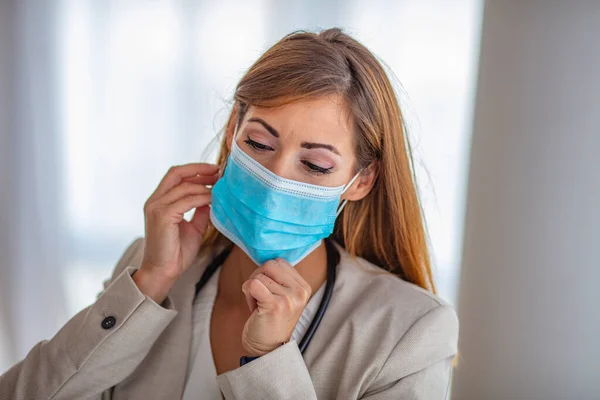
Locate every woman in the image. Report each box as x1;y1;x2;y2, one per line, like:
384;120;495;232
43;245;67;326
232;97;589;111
0;28;458;399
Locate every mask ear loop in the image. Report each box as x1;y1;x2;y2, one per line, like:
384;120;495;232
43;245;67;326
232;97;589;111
336;170;362;217
233;121;239;142
230;120;240;153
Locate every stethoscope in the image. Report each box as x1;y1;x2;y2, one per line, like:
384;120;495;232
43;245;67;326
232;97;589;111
194;238;339;354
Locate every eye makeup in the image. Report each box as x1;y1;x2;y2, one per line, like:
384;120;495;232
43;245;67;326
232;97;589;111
244;137;274;152
241;128;339;177
301;160;334;175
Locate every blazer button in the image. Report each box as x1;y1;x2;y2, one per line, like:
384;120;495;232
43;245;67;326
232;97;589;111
101;316;117;329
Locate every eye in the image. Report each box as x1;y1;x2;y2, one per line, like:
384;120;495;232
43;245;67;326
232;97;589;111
244;138;274;152
301;160;333;175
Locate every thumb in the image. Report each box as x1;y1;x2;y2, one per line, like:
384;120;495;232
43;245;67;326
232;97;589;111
242;280;258;313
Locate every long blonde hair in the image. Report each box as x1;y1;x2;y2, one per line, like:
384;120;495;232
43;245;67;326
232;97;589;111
201;28;435;293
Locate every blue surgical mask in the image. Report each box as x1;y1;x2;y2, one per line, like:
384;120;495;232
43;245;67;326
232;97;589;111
210;123;360;266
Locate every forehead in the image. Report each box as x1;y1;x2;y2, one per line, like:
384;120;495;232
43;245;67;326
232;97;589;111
243;95;354;146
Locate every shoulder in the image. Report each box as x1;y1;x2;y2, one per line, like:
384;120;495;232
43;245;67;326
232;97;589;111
333;244;458;355
335;243;453;309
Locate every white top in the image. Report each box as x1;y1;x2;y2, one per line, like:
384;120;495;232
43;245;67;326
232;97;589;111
182;266;326;400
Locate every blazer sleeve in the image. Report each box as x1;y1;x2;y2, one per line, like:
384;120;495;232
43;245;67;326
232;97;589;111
360;304;459;400
0;237;178;400
217;340;318;400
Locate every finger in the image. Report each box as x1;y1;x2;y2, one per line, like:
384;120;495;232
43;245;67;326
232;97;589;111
181;173;219;186
253;273;287;296
271;258;310;292
164;193;212;218
260;259;299;289
241;280;258;312
245;263;267;282
189;205;210;236
273;258;312;301
272;259;312;304
245;278;275;309
157;182;212;206
152;163;219;199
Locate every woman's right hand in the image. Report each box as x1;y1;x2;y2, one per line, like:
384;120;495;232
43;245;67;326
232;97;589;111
133;163;220;304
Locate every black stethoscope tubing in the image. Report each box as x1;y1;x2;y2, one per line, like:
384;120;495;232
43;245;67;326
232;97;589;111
195;239;338;355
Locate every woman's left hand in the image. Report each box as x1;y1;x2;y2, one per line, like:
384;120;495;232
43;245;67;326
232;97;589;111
241;258;312;356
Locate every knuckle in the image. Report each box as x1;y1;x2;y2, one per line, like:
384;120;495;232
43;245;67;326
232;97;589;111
294;286;308;301
144;201;158;217
303;290;311;303
143;200;151;214
149;206;165;221
276;257;290;267
148;203;161;214
181;182;200;196
262;262;276;275
179;182;192;191
248;269;261;281
304;284;312;298
184;182;203;192
250;278;262;292
283;296;295;312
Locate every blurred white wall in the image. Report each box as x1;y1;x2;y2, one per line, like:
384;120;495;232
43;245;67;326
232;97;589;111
0;0;69;372
452;0;600;398
0;0;481;372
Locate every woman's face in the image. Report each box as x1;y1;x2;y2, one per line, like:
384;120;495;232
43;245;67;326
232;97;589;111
231;95;359;191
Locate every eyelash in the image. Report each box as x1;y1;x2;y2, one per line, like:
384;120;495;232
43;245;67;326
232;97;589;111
243;138;333;175
244;138;274;152
301;161;333;175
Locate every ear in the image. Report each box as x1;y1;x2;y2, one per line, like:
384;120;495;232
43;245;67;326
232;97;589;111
342;161;379;202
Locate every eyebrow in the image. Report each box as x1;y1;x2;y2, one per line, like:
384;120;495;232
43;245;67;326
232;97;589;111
247;117;341;156
248;118;279;138
300;142;341;156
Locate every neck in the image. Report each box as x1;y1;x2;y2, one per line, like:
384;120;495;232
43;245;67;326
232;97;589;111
218;241;328;306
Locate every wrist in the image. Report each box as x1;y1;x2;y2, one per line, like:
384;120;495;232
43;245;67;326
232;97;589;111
243;340;289;357
132;266;177;304
240;341;289;366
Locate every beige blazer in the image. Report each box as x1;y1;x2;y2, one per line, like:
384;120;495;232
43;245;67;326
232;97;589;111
0;238;458;400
